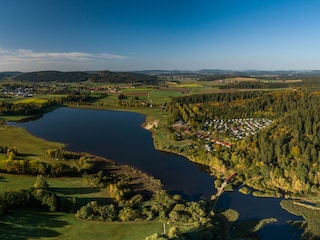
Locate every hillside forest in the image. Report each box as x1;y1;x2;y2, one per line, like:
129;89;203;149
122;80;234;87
165;91;320;197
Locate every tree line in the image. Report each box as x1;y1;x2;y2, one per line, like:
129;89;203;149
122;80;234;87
219;81;289;89
1;147;93;176
88;70;158;84
0;98;62;115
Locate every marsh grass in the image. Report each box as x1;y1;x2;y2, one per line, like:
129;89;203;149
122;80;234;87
281;200;320;237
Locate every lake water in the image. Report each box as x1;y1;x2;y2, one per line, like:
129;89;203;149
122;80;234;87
9;107;302;239
11;107;214;200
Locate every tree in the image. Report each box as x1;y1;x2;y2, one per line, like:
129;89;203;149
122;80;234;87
7;146;17;161
291;146;301;159
118;206;139;221
33;175;49;189
118;94;126;100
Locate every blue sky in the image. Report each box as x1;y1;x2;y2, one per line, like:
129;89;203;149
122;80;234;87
0;0;319;71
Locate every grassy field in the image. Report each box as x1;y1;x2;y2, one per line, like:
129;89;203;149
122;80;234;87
0;208;163;240
14;98;48;104
0;96;54;104
0;114;38;122
0;173;111;207
0;125;63;164
0;173;36;192
0;172;163;240
0;173;102;196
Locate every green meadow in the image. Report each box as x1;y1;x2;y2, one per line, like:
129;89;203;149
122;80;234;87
0;167;163;240
0;208;162;240
0;125;63;165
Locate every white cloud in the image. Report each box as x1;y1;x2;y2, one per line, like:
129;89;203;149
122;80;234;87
0;48;128;71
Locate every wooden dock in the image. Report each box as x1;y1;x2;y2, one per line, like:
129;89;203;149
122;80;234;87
212;172;238;211
215;172;237;197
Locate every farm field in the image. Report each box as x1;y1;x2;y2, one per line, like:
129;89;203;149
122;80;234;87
14;98;48;104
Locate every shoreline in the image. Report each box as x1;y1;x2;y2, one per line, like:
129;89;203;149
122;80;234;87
2;116;164;199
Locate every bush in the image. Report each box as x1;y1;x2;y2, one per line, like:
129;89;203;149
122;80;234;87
239;186;251;195
75;201;119;221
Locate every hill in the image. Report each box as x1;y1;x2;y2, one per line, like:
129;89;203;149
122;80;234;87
13;71;90;82
0;71;22;80
9;70;159;84
88;70;158;84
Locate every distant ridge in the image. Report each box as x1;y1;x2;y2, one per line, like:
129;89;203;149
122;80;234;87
0;71;22;79
1;69;320;82
5;70;158;84
88;70;158;84
13;71;90;82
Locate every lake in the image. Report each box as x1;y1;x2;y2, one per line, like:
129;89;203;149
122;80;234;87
9;107;302;239
11;107;214;200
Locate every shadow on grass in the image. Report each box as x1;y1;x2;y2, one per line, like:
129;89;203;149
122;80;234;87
0;175;7;182
50;187;101;195
0;208;68;240
18;153;39;158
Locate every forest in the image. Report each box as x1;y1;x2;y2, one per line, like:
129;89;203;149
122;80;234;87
13;71;90;82
219;81;290;89
88;70;159;84
165;90;320;197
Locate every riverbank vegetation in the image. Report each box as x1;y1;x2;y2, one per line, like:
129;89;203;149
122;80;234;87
281;200;320;239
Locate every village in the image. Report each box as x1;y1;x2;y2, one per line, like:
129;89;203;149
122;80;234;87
1;86;35;97
173;117;272;152
0;81;136;97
